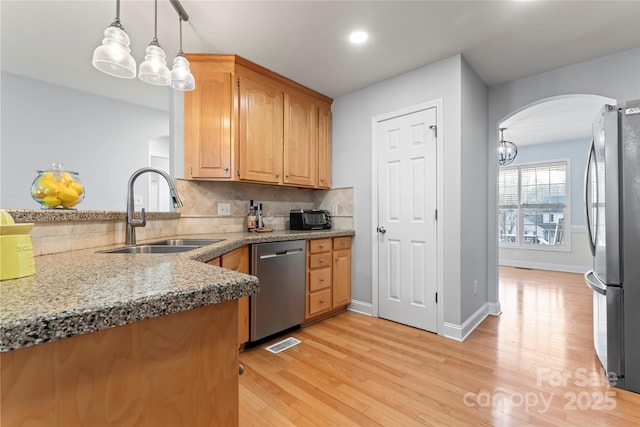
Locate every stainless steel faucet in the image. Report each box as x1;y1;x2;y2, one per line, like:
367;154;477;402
126;167;183;245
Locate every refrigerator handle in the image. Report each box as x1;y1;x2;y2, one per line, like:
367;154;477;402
584;139;597;257
584;270;606;296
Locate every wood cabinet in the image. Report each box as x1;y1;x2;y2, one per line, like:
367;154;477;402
284;92;318;187
238;71;283;184
184;54;332;189
0;300;239;426
305;237;352;321
317;103;332;188
207;246;250;347
184;61;233;179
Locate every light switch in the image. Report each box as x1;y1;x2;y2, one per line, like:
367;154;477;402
218;203;231;216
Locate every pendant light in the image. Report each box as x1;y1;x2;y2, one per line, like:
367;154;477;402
92;0;136;78
498;127;518;166
138;0;171;86
170;17;195;91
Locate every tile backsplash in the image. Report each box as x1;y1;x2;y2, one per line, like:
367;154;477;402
176;179;353;233
22;182;353;256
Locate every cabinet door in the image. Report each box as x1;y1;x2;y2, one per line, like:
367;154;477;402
221;246;250;347
184;66;233;179
238;73;283;183
283;93;317;187
332;248;352;307
317;104;332;188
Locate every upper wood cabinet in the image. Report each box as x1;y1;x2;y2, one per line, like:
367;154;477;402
238;71;283;184
184;61;233;179
184;54;332;188
317;104;332;188
284;92;318;187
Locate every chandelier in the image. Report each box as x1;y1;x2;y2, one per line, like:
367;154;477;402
498;127;518;166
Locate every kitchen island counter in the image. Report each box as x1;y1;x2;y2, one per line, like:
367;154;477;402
0;229;354;353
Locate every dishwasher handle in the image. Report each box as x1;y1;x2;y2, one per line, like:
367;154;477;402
259;248;304;260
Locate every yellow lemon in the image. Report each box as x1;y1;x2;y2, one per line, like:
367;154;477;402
32;186;46;200
58;187;79;204
61;198;79;208
69;182;84;196
38;179;59;197
58;172;76;187
40;172;57;182
43;196;62;207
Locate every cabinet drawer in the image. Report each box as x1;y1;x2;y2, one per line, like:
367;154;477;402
309;238;332;254
333;237;351;250
309;289;332;315
309;253;332;269
309;268;331;292
221;247;243;271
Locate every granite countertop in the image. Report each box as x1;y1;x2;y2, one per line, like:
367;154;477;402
0;229;354;352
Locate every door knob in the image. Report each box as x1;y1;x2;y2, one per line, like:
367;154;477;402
377;226;386;234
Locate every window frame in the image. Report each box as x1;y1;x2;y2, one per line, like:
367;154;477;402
498;158;572;252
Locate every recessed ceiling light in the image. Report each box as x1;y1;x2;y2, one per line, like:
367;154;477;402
349;31;368;44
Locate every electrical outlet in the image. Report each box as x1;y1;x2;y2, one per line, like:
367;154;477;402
332;204;338;215
473;280;478;296
134;195;144;206
218;203;231;216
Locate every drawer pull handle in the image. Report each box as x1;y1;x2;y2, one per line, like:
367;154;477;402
319;244;325;248
319;259;325;263
320;299;325;304
239;364;245;376
319;278;324;282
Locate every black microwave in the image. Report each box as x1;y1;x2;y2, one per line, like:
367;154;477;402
289;209;331;230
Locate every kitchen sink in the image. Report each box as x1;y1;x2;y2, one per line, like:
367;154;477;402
148;239;225;246
98;245;200;254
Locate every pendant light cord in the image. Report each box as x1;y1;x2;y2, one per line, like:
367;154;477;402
178;17;184;54
152;0;159;45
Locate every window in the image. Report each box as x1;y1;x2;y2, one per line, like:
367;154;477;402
499;161;568;248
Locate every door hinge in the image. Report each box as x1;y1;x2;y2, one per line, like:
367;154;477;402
237;169;241;177
429;125;437;138
435;209;438;220
435;292;438;303
189;166;193;176
237;78;240;87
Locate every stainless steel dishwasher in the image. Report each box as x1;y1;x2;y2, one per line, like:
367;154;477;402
250;240;306;342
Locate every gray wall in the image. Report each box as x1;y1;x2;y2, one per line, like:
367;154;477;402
1;72;169;210
460;58;489;322
333;54;489;326
487;47;640;307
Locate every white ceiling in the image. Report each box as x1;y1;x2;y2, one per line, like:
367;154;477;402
2;1;639;145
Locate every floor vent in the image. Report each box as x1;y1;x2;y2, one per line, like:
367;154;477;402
265;337;301;354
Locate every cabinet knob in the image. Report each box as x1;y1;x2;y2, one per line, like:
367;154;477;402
239;364;245;376
224;166;229;172
319;258;325;263
319;277;324;282
320;299;325;304
276;173;281;178
319;244;324;248
336;257;339;261
286;174;290;178
320;178;325;182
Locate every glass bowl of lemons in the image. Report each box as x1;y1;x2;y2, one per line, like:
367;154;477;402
31;163;85;209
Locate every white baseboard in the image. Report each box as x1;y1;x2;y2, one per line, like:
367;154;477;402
499;259;590;274
488;301;502;316
348;300;373;316
442;303;489;342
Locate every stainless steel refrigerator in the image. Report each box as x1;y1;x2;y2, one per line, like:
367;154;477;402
584;99;640;393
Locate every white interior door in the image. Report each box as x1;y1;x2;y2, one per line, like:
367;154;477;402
376;106;438;332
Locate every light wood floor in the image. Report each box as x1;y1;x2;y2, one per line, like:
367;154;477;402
239;267;640;426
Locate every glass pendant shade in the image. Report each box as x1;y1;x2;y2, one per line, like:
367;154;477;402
171;53;195;91
138;43;171;86
92;24;136;78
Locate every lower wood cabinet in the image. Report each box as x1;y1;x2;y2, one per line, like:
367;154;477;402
306;237;352;321
207;246;249;347
0;301;239;426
